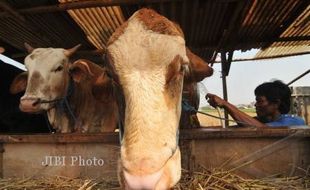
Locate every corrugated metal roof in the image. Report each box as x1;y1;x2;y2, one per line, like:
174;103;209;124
0;0;96;61
0;0;309;63
256;43;309;57
60;0;125;50
256;4;310;58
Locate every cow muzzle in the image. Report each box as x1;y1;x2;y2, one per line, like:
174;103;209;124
19;97;42;113
123;169;163;190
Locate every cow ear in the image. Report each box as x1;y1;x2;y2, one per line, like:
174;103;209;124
10;72;28;94
64;44;81;57
24;43;34;53
92;71;112;101
185;48;213;82
69;59;94;83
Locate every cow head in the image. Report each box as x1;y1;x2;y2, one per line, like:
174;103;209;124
70;59;114;101
181;48;214;128
107;8;190;189
185;48;213;83
10;43;80;113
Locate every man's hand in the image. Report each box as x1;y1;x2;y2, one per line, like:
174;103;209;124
205;93;226;108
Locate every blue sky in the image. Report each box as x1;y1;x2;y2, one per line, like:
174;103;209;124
200;50;310;106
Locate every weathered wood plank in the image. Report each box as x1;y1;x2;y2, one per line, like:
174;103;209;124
0;128;309;179
0;128;309;143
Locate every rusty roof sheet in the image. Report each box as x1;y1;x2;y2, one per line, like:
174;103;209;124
255;41;309;58
255;4;310;58
60;0;126;50
0;0;309;63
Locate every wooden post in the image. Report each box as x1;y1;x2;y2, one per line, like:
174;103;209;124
0;144;3;178
221;52;229;128
220;51;234;127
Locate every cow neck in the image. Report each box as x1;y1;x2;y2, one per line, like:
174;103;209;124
104;54;125;144
43;77;78;132
60;77;77;119
113;79;125;144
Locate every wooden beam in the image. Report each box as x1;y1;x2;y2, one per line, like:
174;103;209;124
0;128;308;143
0;36;24;52
263;36;310;43
0;1;25;21
219;51;234;76
11;49;104;59
0;0;182;16
192;36;310;51
0;133;119;143
180;128;310;139
0;144;3;178
0;2;55;48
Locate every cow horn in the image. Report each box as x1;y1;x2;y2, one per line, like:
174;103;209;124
24;42;34;53
64;44;81;57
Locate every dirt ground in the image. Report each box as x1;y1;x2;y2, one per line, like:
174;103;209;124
197;111;256;127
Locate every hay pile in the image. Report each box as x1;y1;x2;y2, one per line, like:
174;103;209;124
0;176;120;190
175;167;310;190
0;168;309;190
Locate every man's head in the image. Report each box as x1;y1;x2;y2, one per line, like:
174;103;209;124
254;80;291;119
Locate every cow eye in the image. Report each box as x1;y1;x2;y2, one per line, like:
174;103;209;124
54;65;63;72
180;64;187;73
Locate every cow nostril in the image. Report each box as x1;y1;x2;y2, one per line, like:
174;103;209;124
20;97;40;107
19;97;41;112
32;98;41;106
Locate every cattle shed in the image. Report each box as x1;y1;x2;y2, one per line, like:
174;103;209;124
0;0;309;124
0;0;309;62
0;0;310;188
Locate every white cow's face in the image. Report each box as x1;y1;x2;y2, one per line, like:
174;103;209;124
108;17;188;141
22;48;70;112
107;9;189;189
10;44;80;113
108;8;215;189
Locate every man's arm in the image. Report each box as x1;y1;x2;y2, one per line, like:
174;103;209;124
206;93;267;128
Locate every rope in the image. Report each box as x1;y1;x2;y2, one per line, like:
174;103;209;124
182;99;256;128
43;112;54;133
36;78;78;133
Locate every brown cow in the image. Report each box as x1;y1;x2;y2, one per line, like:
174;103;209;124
10;44;118;133
105;8;213;189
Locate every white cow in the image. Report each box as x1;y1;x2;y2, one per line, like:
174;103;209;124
106;8;213;189
10;44;118;133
